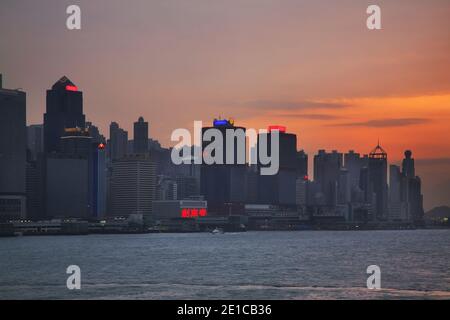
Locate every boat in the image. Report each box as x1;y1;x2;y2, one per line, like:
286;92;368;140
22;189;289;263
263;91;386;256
211;227;224;234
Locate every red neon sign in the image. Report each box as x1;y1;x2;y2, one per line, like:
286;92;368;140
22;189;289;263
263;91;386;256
268;125;286;133
65;85;78;92
181;208;207;218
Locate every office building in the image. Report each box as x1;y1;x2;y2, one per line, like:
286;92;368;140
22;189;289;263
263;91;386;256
200;119;247;214
44;76;85;153
0;75;27;221
108;122;128;161
27;124;44;160
257;126;298;206
110;154;156;218
133;116;149;154
367;143;388;221
313;150;343;206
401;150;424;223
45;154;89;218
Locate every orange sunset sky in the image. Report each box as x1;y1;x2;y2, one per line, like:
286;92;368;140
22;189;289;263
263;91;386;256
1;0;449;209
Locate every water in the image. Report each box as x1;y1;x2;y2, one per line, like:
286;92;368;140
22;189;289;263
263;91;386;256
0;230;449;299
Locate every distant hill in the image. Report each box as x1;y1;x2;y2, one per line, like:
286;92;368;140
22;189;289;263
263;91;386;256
426;206;450;219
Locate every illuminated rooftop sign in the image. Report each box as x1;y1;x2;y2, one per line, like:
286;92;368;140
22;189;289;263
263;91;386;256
213;119;230;127
268;125;286;133
65;85;78;92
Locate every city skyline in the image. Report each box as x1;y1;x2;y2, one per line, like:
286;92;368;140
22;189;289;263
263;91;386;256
1;0;449;210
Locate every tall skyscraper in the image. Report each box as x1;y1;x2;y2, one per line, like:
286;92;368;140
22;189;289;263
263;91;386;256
368;143;388;221
27;124;44;160
201;119;247;214
91;143;107;218
108;122;128;160
344;151;368;190
313;150;343;206
133;116;149;154
257;125;298;206
388;164;408;221
0;75;27;221
402;150;415;178
401;150;424;223
44;76;86;153
110;154;156;218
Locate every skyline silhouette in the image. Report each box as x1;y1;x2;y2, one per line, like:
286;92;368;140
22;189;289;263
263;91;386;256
1;0;449;210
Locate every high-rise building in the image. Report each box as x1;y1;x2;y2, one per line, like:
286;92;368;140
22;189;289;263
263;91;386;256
60;127;92;156
176;175;200;200
295;176;308;206
0;75;27;221
338;168;350;204
388;164;408;221
368;143;388;221
313;150;343;206
257;126;298;206
26;157;45;220
110;154;156;218
45;154;89;218
296;150;308;178
27;124;44;160
156;176;178;201
91;142;107;218
108;122;128;161
402;150;415;178
133;116;149;154
44;76;85;153
344;150;368;201
401;150;424;223
200;119;247;214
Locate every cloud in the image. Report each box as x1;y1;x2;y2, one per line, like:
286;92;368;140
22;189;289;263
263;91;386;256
274;113;340;120
330;118;430;128
416;158;450;165
241;100;349;111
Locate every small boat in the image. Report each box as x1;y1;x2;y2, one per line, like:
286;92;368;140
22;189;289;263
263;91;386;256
211;227;224;234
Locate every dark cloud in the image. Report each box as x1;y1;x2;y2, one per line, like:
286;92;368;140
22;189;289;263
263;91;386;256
416;157;450;165
330;118;430;128
241;100;349;111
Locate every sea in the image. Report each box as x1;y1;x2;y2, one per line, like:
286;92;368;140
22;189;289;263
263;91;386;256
0;230;449;299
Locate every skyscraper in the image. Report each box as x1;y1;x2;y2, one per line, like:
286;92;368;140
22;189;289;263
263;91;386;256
296;150;308;178
200;119;247;214
402;150;415;178
110;154;156;219
44;76;86;153
91;143;107;218
257;126;298;206
344;151;368;189
401;150;424;223
133;116;149;154
108;122;128;161
0;75;27;221
27;124;44;160
313;150;343;206
388;164;408;221
368;143;388;221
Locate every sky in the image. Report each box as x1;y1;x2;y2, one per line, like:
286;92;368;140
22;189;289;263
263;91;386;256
1;0;449;210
